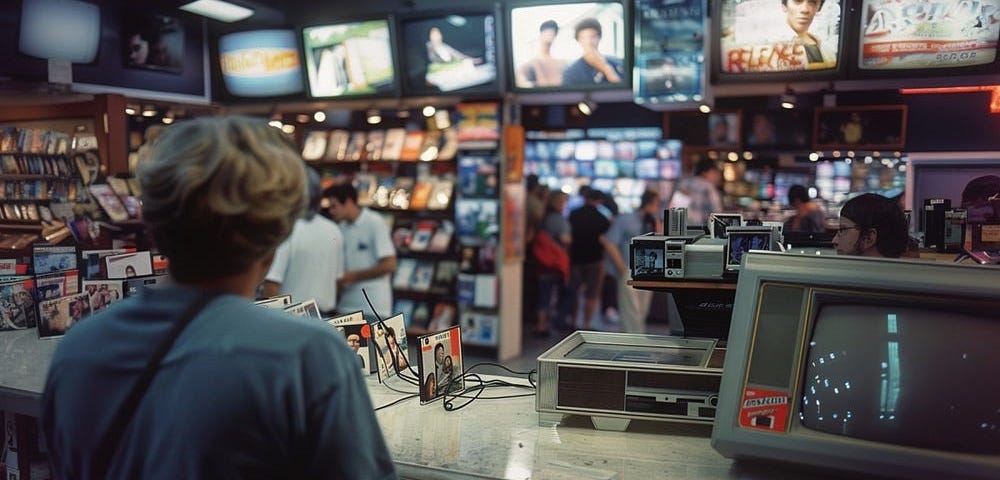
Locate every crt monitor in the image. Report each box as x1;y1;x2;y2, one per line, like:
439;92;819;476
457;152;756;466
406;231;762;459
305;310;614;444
712;0;847;83
218;29;304;97
853;0;1000;77
18;0;100;64
302;19;397;98
508;1;629;92
713;251;1000;479
399;12;499;95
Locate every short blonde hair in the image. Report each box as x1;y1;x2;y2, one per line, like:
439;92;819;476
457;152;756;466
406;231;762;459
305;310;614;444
139;116;306;281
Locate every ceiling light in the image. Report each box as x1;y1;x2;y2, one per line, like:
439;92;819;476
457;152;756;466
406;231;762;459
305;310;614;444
124;106;136;116
422;105;436;117
726;152;738;162
780;86;796;109
577;97;597;116
162;116;174;125
281;124;295;134
314;111;326;122
141;105;157;117
179;0;254;23
809;152;820;162
698;104;711;114
366;109;382;125
268;120;283;129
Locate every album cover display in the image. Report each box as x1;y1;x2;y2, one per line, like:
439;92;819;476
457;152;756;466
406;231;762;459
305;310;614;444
37;293;91;338
417;326;464;403
326;310;371;374
372;314;410;381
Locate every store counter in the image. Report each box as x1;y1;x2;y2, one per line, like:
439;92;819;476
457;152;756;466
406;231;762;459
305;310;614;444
0;330;842;480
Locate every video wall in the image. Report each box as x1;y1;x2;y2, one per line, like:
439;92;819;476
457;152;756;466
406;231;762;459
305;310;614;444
208;0;1000;101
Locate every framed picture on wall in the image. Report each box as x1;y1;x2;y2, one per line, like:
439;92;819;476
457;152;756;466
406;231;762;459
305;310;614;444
122;12;185;73
708;110;742;150
813;105;907;151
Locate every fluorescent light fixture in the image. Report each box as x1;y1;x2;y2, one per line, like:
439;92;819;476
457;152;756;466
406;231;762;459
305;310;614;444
179;0;254;23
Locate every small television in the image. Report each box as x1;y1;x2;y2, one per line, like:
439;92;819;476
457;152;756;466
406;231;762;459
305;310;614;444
852;0;1000;78
508;1;629;92
218;29;304;97
633;0;709;108
18;0;100;64
712;0;847;83
725;226;774;270
713;252;1000;479
302;18;397;98
399;12;500;95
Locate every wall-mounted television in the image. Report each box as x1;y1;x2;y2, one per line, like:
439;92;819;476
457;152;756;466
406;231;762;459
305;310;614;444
852;0;1000;77
633;0;709;107
508;1;629;92
18;0;100;64
218;29;304;97
713;252;1000;479
713;0;847;83
302;19;397;98
400;12;500;95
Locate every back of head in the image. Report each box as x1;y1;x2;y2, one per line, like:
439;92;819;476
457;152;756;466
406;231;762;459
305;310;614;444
540;19;559;33
139;116;307;282
640;189;659;208
787;184;810;206
694;158;719;177
961;175;1000;207
840;193;908;258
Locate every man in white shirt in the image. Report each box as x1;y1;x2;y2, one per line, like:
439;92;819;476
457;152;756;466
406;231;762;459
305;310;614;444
324;182;397;320
263;168;345;316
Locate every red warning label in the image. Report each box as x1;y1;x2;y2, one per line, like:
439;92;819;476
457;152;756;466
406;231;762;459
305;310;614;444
738;387;790;432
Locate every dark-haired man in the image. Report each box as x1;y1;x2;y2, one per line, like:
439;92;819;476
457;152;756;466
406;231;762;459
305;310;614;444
562;17;624;85
834;193;908;258
517;20;565;87
324;183;397;320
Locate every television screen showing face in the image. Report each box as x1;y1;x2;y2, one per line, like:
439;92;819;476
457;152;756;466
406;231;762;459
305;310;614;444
634;0;707;104
510;2;627;90
303;20;396;98
401;14;498;94
631;241;665;277
19;0;100;64
718;0;843;74
218;30;304;97
123;12;185;73
858;0;999;70
727;229;772;269
801;304;1000;453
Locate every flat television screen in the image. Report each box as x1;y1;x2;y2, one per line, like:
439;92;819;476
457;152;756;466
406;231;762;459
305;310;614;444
856;0;999;72
18;0;100;64
633;0;707;106
400;13;499;95
218;29;304;97
715;0;846;82
303;19;397;98
509;1;628;91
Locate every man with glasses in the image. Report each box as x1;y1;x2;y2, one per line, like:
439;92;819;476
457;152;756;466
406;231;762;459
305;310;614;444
833;193;909;258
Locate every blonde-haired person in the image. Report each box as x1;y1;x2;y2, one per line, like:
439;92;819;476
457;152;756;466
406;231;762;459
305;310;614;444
42;116;397;480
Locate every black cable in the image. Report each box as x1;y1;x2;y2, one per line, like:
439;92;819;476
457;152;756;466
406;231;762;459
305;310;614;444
374;393;419;412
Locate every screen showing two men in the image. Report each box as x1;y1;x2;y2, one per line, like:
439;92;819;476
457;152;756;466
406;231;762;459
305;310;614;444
510;2;627;89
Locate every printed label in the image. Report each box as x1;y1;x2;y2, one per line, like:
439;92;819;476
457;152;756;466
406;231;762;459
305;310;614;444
738;386;790;432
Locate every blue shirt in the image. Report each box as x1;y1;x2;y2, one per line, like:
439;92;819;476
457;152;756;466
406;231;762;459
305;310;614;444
42;285;397;480
562;55;624;85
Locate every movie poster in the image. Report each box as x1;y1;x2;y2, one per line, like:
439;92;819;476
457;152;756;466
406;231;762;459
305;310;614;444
634;0;706;103
859;0;999;70
719;0;843;73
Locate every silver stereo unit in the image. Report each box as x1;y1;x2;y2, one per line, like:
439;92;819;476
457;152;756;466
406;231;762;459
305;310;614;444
684;240;725;279
537;331;726;431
